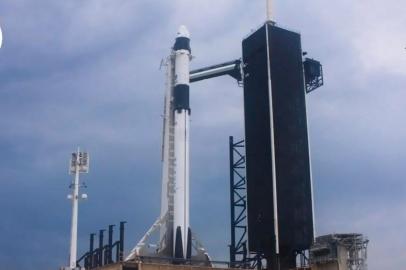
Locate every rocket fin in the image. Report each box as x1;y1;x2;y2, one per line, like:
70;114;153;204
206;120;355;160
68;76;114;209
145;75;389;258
174;226;184;261
186;228;192;259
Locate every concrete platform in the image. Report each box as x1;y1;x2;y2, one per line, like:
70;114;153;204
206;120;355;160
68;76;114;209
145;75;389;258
93;262;234;270
90;261;316;270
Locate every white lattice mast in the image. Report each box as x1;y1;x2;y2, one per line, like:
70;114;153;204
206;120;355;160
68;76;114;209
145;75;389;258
67;148;89;270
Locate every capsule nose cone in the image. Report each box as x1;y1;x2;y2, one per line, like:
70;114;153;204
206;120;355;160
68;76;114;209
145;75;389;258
177;25;190;39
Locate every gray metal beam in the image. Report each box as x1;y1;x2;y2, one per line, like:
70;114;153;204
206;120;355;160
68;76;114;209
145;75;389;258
190;60;242;83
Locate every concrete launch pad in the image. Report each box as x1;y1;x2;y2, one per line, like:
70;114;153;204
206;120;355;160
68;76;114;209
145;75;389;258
91;262;234;270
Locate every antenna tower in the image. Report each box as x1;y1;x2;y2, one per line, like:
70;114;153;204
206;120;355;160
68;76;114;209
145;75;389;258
66;148;89;270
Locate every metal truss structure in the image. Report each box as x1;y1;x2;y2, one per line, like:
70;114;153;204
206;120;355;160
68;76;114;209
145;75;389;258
228;136;248;268
310;233;369;270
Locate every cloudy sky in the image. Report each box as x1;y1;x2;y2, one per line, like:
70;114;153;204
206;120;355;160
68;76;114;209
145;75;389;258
0;0;405;269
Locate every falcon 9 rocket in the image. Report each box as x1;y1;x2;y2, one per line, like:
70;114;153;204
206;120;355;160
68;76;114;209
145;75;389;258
126;26;209;263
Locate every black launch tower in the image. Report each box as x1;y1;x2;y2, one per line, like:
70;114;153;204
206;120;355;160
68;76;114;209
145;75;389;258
190;20;323;270
243;22;315;269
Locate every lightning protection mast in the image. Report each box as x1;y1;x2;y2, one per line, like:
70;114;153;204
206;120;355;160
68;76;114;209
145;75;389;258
266;0;273;21
67;148;89;270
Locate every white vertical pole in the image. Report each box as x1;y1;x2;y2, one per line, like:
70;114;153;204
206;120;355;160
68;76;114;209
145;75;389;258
266;0;272;21
265;24;279;255
69;148;80;269
0;25;3;48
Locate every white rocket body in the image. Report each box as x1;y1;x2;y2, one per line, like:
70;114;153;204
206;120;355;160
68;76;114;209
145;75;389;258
127;26;197;262
172;25;191;259
158;25;192;260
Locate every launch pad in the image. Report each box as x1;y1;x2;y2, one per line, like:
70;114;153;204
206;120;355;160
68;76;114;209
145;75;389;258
86;261;233;270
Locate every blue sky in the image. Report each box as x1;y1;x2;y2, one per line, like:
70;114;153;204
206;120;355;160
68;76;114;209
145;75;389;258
0;1;405;269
